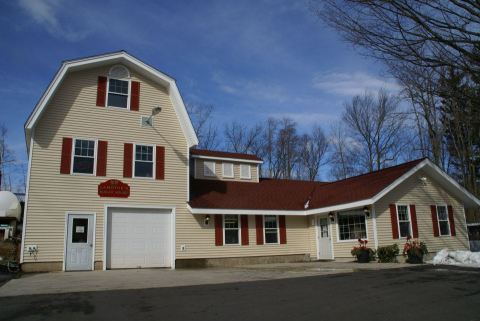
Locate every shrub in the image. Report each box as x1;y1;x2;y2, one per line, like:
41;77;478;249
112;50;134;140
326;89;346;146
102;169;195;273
376;244;400;263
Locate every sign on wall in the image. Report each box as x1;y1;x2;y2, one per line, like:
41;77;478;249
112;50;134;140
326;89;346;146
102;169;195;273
98;179;130;198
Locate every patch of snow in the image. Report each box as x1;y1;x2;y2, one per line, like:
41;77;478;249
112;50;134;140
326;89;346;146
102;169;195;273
429;249;480;267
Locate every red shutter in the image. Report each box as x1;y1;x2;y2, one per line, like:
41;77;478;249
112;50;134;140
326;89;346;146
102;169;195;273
60;137;72;174
123;143;133;178
96;76;107;107
130;81;140;111
215;215;223;246
430;205;440;237
255;215;264;245
389;204;399;239
96;140;108;176
409;205;418;238
447;205;456;236
241;215;249;245
279;215;287;244
156;146;165;180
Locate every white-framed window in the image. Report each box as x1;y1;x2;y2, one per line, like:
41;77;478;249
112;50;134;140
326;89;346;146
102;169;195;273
204;161;216;177
134;144;154;178
337;212;367;241
224;215;240;245
240;164;251;179
436;205;450;236
222;163;234;178
72;139;96;175
397;205;412;238
107;78;130;109
264;215;279;244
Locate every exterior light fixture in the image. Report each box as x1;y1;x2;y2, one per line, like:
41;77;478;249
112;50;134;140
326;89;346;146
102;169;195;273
328;212;335;222
204;215;210;226
419;176;428;185
363;206;370;217
144;106;162;127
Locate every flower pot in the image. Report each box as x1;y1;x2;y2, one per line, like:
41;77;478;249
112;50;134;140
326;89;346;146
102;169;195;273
356;250;370;263
407;253;423;264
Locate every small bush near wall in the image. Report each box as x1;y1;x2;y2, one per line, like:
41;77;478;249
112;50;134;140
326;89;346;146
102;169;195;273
376;244;400;263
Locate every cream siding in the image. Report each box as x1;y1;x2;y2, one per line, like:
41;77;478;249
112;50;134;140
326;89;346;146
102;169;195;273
374;170;469;253
194;159;259;182
24;64;191;265
178;215;310;258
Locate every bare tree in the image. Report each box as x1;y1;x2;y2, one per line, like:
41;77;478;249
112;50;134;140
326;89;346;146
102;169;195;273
275;118;299;179
260;118;279;178
298;125;329;181
0;124;15;191
329;121;359;180
312;0;480;83
390;63;450;168
186;103;219;150
342;90;408;172
224;121;263;155
440;70;480;195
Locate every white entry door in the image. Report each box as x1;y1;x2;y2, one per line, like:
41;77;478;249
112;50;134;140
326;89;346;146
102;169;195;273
317;216;333;260
107;208;172;269
66;214;94;271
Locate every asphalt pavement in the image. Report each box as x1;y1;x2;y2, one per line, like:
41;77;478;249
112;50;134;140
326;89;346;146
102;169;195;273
0;265;479;321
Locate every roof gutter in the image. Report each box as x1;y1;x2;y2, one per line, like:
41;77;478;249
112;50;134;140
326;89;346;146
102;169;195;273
187;199;373;216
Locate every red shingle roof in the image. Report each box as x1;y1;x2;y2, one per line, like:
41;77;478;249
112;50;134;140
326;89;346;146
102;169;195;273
190;149;262;162
189;158;426;211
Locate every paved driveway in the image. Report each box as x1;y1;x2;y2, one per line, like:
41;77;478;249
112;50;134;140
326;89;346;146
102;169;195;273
0;265;479;321
0;261;409;296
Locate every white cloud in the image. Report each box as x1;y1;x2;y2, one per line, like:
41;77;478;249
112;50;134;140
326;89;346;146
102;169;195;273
18;0;89;41
312;71;401;96
212;72;289;103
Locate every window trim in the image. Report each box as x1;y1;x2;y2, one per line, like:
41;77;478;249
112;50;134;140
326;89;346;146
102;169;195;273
106;77;131;110
240;164;251;179
203;161;216;177
133;143;156;179
263;215;279;245
436;204;451;237
71;138;97;176
222;162;234;178
223;214;241;246
396;204;412;239
335;210;369;243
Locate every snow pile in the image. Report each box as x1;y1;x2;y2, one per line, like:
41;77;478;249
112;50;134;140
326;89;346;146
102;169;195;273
430;249;480;267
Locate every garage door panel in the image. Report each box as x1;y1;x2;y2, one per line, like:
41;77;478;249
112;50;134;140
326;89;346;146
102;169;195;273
107;208;172;269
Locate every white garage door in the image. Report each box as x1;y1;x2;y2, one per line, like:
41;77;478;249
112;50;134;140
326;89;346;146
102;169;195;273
107;208;172;269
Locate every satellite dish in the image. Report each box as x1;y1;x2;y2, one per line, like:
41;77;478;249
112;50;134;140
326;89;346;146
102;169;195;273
0;191;21;221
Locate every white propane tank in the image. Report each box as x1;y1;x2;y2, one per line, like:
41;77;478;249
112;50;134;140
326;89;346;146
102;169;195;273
0;191;21;221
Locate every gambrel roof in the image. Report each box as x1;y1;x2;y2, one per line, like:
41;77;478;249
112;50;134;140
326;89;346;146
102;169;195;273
25;51;198;149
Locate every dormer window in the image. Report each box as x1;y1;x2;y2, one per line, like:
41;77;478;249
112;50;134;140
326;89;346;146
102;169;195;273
107;65;130;109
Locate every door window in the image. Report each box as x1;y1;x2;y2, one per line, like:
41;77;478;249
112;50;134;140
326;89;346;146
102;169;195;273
72;218;89;243
320;218;329;238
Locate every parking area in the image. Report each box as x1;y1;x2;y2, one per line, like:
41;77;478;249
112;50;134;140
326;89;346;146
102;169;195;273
0;264;479;321
0;261;412;297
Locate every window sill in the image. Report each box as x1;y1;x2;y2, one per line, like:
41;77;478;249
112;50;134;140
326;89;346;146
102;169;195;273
70;172;96;177
336;239;369;243
106;105;130;111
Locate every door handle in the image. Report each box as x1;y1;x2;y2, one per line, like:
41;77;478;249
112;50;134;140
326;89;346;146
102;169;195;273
89;244;93;248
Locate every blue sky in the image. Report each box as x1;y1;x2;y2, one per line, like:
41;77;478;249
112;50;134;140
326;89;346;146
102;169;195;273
0;0;400;189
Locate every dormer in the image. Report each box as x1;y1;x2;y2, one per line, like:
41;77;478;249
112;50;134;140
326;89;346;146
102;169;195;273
190;149;263;183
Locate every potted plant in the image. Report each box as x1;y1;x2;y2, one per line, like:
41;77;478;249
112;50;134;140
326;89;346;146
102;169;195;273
403;236;428;264
351;239;375;263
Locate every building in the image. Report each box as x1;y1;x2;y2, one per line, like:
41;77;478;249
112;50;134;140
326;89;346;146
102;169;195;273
21;52;480;272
